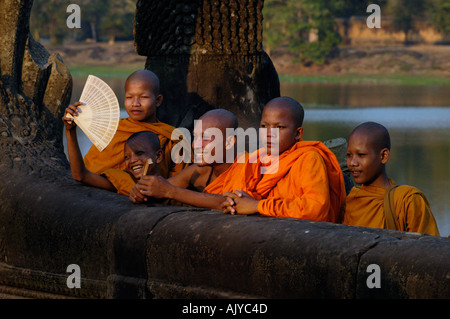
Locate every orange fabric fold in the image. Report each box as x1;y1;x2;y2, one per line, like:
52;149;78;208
84;117;188;179
255;141;345;222
343;179;440;236
205;141;346;222
203;152;248;195
100;168;136;197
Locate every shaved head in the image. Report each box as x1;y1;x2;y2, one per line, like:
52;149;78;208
126;69;160;95
126;130;161;153
350;122;391;152
264;97;305;127
199;109;238;135
193;109;239;166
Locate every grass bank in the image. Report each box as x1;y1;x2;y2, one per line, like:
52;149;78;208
68;65;144;78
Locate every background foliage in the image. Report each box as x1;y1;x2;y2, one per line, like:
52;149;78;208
30;0;450;64
31;0;136;43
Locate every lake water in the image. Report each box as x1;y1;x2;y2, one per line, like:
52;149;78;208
67;77;450;237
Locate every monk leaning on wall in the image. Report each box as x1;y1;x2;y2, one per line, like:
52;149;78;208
343;121;440;236
222;97;346;223
82;69;189;196
63;101;163;196
131;109;246;209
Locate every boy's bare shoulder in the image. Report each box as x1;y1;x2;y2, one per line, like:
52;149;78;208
176;163;211;175
168;163;212;189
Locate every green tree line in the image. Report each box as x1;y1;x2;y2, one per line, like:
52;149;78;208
263;0;450;64
30;0;136;44
31;0;450;64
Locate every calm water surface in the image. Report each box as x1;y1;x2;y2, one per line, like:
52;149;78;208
68;78;449;236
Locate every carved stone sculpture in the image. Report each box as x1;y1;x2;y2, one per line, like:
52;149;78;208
134;0;280;130
0;0;72;179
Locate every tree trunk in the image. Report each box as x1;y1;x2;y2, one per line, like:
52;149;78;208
90;21;97;42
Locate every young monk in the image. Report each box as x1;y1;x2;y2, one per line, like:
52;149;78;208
63;103;162;196
221;96;346;223
82;69;188;195
343;121;440;236
129;109;246;209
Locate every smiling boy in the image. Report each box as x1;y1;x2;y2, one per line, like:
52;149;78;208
222;97;346;222
343;122;440;235
63;104;162;196
82;70;188;184
101;131;163;196
130;109;246;209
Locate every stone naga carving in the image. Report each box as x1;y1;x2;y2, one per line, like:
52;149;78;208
134;0;280;130
0;0;72;179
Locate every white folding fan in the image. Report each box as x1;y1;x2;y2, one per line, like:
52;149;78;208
66;75;120;152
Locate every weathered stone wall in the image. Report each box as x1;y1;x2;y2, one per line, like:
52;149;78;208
1;171;449;299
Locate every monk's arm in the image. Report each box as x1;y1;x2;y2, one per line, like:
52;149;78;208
223;191;259;215
64;125;116;192
168;159;191;178
257;152;333;222
137;175;226;210
165;186;226;210
166;164;197;188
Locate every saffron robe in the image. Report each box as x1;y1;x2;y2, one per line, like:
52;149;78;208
343;179;440;236
207;141;346;222
203;153;248;195
100;168;135;197
84;117;189;179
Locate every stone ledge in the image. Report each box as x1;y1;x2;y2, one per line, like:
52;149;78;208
0;170;449;299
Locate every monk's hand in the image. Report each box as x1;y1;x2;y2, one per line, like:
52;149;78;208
62;102;82;131
129;184;147;203
236;198;259;215
223;191;259;215
137;175;171;198
222;193;237;214
233;190;252;199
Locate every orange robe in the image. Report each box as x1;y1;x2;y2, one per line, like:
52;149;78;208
100;168;135;197
343;180;440;236
84;117;189;180
203;153;248;195
207;141;346;222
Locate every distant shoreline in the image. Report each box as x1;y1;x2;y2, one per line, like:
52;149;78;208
56;41;450;86
69;65;450;86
